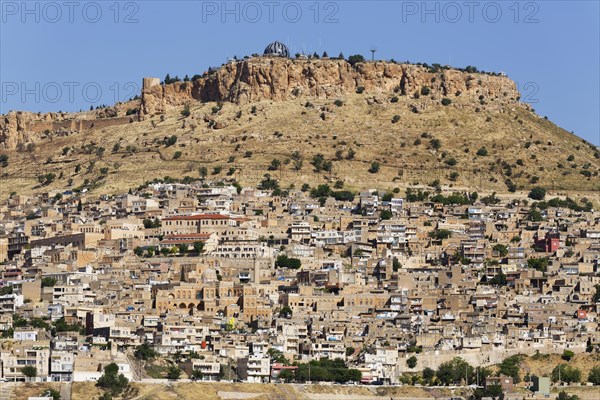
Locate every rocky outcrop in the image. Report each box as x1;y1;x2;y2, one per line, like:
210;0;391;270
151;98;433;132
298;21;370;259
140;58;520;115
1;101;140;150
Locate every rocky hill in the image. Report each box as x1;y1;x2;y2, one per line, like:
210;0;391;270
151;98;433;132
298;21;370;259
0;57;598;200
139;58;519;114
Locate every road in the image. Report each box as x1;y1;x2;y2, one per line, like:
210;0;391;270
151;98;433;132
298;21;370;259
60;382;71;400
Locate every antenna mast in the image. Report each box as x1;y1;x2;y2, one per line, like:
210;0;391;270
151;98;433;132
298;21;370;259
370;46;377;61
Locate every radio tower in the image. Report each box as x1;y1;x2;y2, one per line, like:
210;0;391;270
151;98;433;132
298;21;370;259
370;46;377;61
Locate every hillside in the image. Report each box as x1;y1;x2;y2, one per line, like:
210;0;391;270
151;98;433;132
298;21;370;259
0;58;598;200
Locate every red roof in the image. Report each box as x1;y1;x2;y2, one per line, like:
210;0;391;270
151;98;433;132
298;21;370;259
162;233;212;243
163;214;229;221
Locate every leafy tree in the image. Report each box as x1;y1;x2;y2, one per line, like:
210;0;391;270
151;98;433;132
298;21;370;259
593;284;600;303
488;271;507;286
498;355;522;383
429;138;442;150
258;174;280;191
429;229;452;241
41;277;57;287
436;357;474;385
422;367;435;384
562;350;575;361
275;254;301;269
476;147;489;156
199;166;208;178
528;257;548;272
471;385;502;400
392;257;401;272
588;365;600;384
348;54;365;66
493;244;508;257
181;104;192;118
294;358;361;383
441;98;452;106
167;365;182;380
310;184;332;199
268;159;281;171
267;348;288;365
557;391;580;400
528;208;543;222
332;191;355;202
54;317;82;332
552;364;581;383
193;241;205;254
21;365;37;380
165;135;177;147
191;369;203;380
311;154;326;172
368;161;380;173
97;363;129;396
279;306;293;318
134;343;158;360
407;356;417;368
380;209;393;220
445;157;458;166
528;187;546;200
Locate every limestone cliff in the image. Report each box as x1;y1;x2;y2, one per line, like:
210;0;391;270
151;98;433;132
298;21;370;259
140;58;520;115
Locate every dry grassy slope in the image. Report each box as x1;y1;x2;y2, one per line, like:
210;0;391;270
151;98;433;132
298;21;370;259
519;352;600;381
1;92;598;200
70;381;451;400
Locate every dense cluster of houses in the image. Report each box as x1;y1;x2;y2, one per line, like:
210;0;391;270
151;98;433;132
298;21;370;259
0;182;598;387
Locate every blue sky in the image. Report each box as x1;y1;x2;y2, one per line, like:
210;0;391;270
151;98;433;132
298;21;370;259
1;0;599;145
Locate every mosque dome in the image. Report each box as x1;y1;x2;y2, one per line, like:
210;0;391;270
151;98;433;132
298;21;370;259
263;41;289;58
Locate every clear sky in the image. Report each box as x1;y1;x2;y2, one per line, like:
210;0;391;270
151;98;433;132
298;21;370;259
1;0;599;145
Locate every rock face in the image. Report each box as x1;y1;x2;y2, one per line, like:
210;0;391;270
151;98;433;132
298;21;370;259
0;102;140;150
140;58;520;115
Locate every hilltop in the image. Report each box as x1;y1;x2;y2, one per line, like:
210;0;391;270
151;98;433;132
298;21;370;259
0;57;598;200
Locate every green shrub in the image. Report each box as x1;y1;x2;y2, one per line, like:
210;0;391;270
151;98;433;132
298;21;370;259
429;139;442;150
368;161;380;173
347;54;365;66
528;187;546;200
